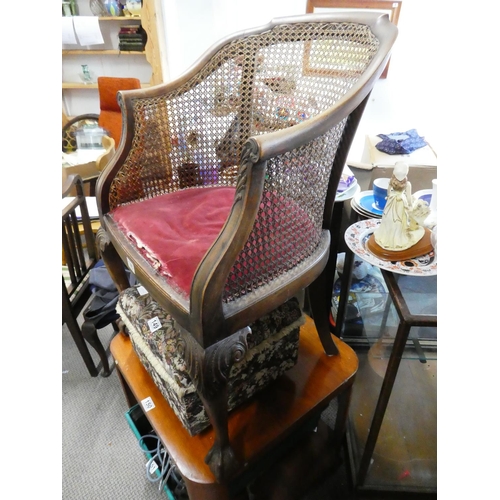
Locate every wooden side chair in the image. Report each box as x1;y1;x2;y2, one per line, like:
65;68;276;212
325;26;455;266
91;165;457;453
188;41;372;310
96;12;398;480
62;113;99;153
62;174;113;377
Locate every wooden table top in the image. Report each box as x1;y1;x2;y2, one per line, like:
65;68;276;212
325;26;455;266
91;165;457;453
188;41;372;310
111;315;358;485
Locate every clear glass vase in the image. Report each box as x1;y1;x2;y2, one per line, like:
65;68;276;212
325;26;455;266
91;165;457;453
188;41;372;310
80;65;95;84
89;0;108;16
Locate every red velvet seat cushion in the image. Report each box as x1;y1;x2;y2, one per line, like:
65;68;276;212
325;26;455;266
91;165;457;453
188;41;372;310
111;187;236;297
111;186;320;301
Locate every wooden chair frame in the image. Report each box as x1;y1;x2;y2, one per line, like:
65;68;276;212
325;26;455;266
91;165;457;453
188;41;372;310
62;174;112;377
96;12;397;480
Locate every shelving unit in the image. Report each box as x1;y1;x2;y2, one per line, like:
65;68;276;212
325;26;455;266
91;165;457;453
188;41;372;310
62;0;165;116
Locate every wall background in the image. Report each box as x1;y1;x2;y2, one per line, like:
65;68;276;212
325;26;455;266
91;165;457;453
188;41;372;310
160;0;441;159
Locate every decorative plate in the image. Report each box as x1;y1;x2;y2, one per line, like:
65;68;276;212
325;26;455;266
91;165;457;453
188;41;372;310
344;219;437;276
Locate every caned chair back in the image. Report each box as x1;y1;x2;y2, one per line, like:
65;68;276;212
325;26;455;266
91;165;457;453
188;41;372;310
97;12;397;345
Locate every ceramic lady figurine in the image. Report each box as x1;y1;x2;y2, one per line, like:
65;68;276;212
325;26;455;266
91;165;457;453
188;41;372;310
374;161;426;251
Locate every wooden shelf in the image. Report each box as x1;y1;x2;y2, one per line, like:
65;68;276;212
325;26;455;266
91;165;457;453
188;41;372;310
63;82;151;89
63;82;98;89
97;16;141;21
62;50;145;55
62;0;164;115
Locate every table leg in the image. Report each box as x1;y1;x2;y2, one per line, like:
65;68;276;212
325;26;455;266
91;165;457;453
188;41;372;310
356;319;411;485
332;206;360;337
115;363;138;408
183;477;241;500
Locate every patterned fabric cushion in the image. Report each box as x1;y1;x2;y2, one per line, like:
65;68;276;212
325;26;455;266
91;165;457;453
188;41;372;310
117;285;304;435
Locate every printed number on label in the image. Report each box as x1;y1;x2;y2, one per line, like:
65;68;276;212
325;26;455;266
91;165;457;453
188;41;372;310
148;316;161;333
149;460;159;474
141;396;155;412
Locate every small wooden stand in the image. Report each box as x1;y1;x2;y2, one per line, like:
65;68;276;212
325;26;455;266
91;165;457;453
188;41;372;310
111;316;358;499
366;228;433;261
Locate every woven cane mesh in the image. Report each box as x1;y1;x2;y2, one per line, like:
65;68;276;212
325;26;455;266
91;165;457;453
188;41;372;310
224;121;345;302
109;20;380;301
109;21;378;208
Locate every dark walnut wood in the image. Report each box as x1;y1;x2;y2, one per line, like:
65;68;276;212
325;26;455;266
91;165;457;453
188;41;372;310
62;174;111;377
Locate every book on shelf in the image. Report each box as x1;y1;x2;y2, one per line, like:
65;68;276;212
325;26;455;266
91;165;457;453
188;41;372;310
119;43;145;52
119;28;141;34
118;24;146;51
119;25;144;33
119;37;144;44
119;33;144;39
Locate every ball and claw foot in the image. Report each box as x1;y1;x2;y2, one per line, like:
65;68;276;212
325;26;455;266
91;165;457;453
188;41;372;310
205;442;239;482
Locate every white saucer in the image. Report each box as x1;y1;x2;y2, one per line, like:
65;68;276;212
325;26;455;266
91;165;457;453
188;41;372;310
336;181;359;202
344;219;437;276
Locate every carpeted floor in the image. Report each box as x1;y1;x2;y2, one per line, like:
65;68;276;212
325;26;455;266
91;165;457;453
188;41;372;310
62;321;164;499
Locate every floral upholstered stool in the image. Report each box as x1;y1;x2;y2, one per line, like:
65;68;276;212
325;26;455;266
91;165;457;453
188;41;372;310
117;285;305;436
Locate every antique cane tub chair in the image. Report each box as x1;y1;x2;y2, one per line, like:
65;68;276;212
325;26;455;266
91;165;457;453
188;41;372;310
96;12;397;481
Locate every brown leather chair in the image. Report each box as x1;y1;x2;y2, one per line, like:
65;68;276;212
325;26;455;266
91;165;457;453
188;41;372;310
96;12;397;480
